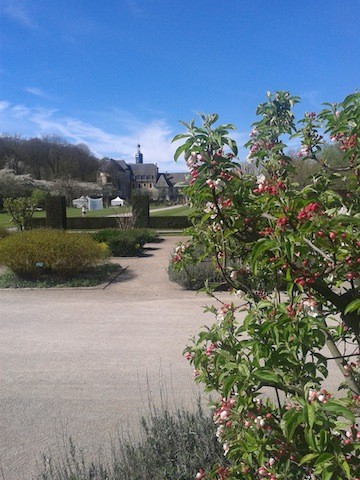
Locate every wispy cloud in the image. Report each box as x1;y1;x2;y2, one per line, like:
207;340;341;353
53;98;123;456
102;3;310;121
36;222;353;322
25;87;56;101
0;100;183;172
300;90;323;111
0;101;11;111
125;0;146;17
1;0;36;29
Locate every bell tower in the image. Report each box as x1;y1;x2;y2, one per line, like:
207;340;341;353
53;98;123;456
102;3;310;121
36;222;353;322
135;144;143;164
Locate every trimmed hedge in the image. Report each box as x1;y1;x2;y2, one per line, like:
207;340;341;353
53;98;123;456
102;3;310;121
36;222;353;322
30;216;191;230
30;217;118;230
150;216;190;229
0;229;109;278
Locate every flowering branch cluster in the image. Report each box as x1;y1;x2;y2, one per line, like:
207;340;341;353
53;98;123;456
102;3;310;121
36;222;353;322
173;91;360;479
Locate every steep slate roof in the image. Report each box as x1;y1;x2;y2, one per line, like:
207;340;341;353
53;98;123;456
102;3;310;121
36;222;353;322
128;163;158;177
102;158;126;173
164;172;188;185
155;173;172;187
115;159;132;172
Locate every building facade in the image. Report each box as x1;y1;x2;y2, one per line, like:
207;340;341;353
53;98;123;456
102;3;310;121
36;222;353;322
99;145;188;202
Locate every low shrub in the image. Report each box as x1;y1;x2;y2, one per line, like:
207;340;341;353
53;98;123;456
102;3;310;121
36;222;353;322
92;228;160;256
36;400;225;480
168;258;224;290
132;228;160;245
0;229;109;278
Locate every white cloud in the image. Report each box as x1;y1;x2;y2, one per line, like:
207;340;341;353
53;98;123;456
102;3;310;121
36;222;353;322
0;101;11;111
11;104;30;118
25;87;55;101
0;100;184;172
1;0;36;28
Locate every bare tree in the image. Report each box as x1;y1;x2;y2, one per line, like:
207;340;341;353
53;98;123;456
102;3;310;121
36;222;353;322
0;134;26;175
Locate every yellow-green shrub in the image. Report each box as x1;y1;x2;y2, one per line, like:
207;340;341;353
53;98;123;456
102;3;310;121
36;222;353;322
0;229;109;278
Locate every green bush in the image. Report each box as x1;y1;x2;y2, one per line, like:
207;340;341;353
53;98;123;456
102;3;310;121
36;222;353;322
131;228;160;245
0;229;109;278
92;228;160;256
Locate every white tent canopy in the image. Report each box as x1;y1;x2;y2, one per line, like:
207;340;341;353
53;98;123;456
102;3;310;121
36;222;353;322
72;196;103;210
110;196;125;206
72;195;88;208
87;197;103;211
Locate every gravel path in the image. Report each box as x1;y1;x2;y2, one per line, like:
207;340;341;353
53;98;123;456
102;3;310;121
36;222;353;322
0;235;345;479
0;236;230;480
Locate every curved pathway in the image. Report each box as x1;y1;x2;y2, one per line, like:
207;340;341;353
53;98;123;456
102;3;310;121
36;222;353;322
0;236;229;480
0;236;344;479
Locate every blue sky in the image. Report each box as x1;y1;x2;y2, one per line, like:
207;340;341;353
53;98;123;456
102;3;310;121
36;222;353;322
0;0;359;172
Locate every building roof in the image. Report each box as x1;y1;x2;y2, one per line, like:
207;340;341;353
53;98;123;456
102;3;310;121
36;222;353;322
102;158;126;173
115;159;131;171
155;173;172;188
164;172;188;185
100;158;188;186
129;163;158;177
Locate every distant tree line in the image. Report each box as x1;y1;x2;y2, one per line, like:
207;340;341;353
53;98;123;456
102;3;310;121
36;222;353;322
0;134;117;210
0;132;348;211
0;134;100;181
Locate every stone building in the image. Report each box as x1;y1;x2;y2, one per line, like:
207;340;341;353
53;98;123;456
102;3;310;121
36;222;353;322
99;145;188;202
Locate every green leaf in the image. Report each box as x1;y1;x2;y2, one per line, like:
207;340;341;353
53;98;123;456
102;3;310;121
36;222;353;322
344;298;360;314
304;403;315;429
173;143;189;161
299;452;319;466
253;368;280;384
222;375;239;398
338;457;351;479
171;133;191;142
314;453;334;466
304;428;317;450
251;239;278;274
322;400;355;423
321;465;334;480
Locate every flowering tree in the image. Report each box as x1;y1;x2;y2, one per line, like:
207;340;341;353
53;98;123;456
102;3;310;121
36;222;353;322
172;92;360;479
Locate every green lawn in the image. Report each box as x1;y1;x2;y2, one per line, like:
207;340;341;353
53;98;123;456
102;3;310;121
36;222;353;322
0;205;189;228
150;205;189;216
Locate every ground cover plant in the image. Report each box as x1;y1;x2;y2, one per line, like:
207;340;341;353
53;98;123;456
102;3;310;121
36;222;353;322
36;400;225;480
172;92;360;479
